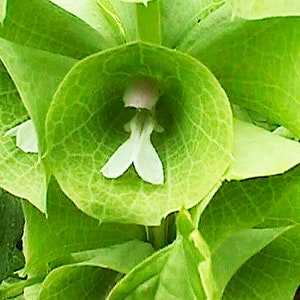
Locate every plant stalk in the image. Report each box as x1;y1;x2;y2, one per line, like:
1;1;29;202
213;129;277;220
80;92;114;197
136;0;161;45
147;213;175;250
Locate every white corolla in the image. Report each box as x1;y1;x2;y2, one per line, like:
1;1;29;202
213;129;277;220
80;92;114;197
100;77;164;185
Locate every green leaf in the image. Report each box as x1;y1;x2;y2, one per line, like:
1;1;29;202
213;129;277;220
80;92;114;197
226;118;300;180
0;190;24;282
228;0;300;19
0;37;76;154
201;165;300;248
161;0;225;48
107;0;137;42
0;0;106;59
180;6;300;136
108;210;209;299
0;277;41;300
22;178;146;277
46;42;233;225
223;226;300;300
0;0;6;24
39;266;117;300
200;165;300;299
24;283;41;300
37;240;153;299
71;240;154;274
0;61;47;212
49;0;124;47
211;226;292;299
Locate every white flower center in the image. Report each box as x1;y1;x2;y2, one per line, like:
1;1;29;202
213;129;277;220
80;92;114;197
100;77;164;185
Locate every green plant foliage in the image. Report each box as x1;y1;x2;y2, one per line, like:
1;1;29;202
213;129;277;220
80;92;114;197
50;0;125;47
161;0;225;48
0;190;24;283
0;61;47;212
180;6;300;136
22;179;147;277
108;210;209;299
200;165;300;299
0;0;107;59
228;0;300;19
226;118;300;180
0;1;299;299
38;266;117;300
0;38;76;154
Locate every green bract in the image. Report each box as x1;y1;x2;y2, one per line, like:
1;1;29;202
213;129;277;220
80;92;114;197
46;42;232;225
180;6;300;137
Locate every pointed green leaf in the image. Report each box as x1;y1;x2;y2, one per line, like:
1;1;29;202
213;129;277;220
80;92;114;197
107;0;137;42
46;42;233;225
71;240;154;274
23;179;146;277
108;210;209;299
38;266;117;300
200;165;300;299
0;37;76;154
201;165;300;249
0;0;106;59
0;62;47;212
223;226;300;300
226;118;300;180
211;226;292;299
180;6;300;136
161;0;225;48
49;0;124;47
38;240;153;299
228;0;300;19
177;209;291;300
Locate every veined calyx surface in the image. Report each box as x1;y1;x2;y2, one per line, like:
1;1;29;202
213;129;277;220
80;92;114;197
46;42;233;225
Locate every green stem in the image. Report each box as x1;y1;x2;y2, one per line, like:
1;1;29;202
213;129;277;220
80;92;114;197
147;213;175;250
0;276;44;299
136;0;161;45
148;221;167;250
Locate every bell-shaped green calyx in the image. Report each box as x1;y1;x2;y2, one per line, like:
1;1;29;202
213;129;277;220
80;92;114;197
46;42;233;225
